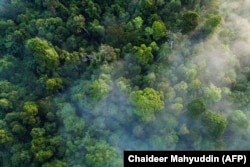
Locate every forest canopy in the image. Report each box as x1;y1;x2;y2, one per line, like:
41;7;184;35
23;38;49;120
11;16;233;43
0;0;250;166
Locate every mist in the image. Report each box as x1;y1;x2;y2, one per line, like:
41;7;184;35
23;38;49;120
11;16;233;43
61;0;250;153
1;0;250;166
58;0;250;153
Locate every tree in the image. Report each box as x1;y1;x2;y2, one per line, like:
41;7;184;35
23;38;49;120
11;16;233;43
63;115;85;136
97;44;118;63
41;160;67;167
0;54;16;79
115;77;131;93
0;129;12;144
228;110;249;134
45;78;64;93
139;0;156;16
201;14;222;36
20;101;40;126
89;19;105;38
133;44;154;66
129;88;164;122
204;84;222;103
10;121;27;137
152;20;167;40
174;81;188;94
171;103;184;116
181;11;200;34
187;98;206;119
201;110;227;138
0;80;21;112
25;37;59;73
0;98;11;111
66;14;85;34
105;24;127;48
11;150;31;167
132;16;144;29
87;76;111;103
85;140;120;167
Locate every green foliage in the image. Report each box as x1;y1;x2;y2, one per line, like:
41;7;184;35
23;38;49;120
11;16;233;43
11;150;31;167
87;75;112;103
63;115;85;136
202;14;222;36
20;101;40;126
97;44;118;63
229;110;249;131
10;121;27;136
133;44;154;66
171;103;184;115
0;54;16;78
30;128;45;138
0;129;12;144
201;111;227;138
0;98;11;110
181;11;200;34
130;88;164;122
139;0;156;16
187;98;206;119
25;37;59;72
0;0;249;166
89;19;105;37
85;140;120;167
152;20;167;40
67;14;85;34
132;16;144;29
35;149;54;163
116;77;131;93
204;84;222;103
0;80;21;111
45;78;64;92
42;160;67;167
105;24;127;48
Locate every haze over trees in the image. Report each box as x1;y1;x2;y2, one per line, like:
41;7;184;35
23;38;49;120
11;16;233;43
0;0;250;166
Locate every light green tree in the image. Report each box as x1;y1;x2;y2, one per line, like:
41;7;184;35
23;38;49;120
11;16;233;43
132;16;144;29
228;110;249;134
0;129;12;144
20;101;40;126
204;84;222;103
130;88;164;122
45;78;64;92
133;44;154;65
25;37;59;72
152;20;167;40
88;77;111;103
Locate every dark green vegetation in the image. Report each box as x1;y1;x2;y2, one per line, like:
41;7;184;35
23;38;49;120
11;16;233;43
0;0;250;166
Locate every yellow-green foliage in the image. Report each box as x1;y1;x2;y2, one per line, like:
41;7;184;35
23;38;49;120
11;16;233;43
130;88;164;122
133;44;154;65
0;129;12;144
46;78;63;92
85;140;119;167
26;37;59;71
35;149;54;162
0;98;11;110
152;20;167;40
20;101;40;126
88;76;111;102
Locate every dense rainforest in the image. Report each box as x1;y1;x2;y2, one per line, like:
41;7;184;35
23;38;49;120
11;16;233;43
0;0;250;166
